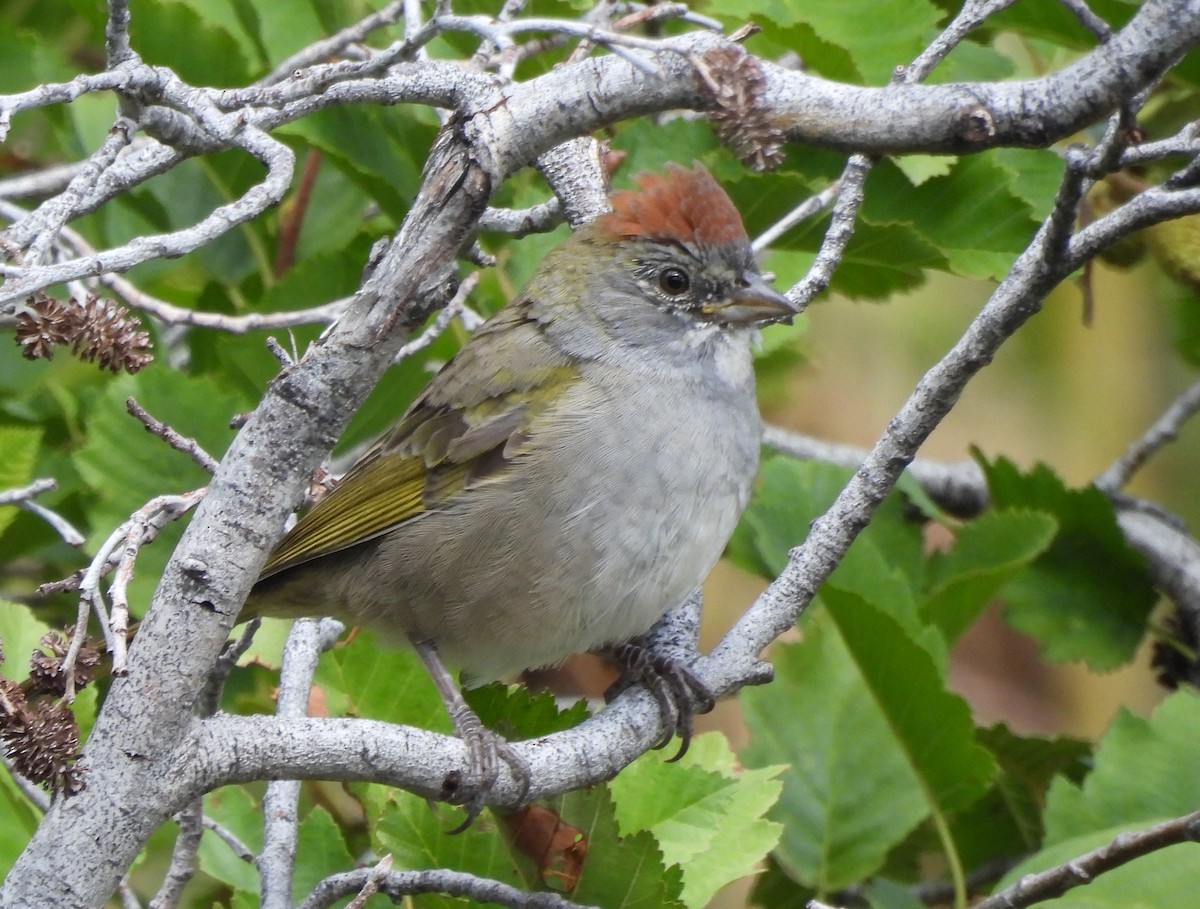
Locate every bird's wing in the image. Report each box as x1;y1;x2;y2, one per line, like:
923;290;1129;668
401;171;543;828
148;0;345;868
258;301;579;580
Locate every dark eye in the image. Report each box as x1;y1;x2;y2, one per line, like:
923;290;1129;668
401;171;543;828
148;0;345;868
658;266;691;296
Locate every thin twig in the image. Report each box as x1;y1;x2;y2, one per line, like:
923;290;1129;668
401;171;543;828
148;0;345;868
126;397;220;474
105;0;134;66
23;117;136;266
200;816;256;863
391;271;480;364
789;155;873;308
974;810;1200;909
117;879;144;909
477;197;564;237
0;479;85;546
344;855;392;909
1054;0;1114;43
0;198;353;332
149;799;203;909
0;752;52;812
261;0;408;86
1096;377;1200;493
752;181;842;253
296;866;599;909
259;618;343;909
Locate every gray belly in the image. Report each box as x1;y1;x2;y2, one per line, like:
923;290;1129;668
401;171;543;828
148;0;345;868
258;358;761;681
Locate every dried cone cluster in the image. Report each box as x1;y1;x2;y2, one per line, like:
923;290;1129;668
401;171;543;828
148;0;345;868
697;46;787;172
0;631;103;795
15;292;153;373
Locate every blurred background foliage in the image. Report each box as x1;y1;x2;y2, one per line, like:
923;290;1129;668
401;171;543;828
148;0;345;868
3;0;1200;907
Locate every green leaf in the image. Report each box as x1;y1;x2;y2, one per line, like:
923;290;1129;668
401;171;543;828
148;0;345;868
996;691;1200;908
949;725;1091;870
892;155;955;186
741;616;930;893
924;36;1015;85
291;806;356;902
133;0;252;87
199;786;263;893
863;156;1040;280
991;149;1066;220
0;770;42;873
980;455;1157;670
732;0;944;84
0;601;54;682
280;107;430;221
556;786;686;909
153;0;263;66
924;509;1058;644
371;787;524;908
610;119;722;186
864;877;928;909
313;630;451;733
373;784;685;909
750;855;815;909
610;733;783;908
0;426;41;538
1043;690;1200;844
464;683;589;741
730;457;927;594
823;590;996;817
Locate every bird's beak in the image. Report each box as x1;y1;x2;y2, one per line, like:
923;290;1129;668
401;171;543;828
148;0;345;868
705;273;799;326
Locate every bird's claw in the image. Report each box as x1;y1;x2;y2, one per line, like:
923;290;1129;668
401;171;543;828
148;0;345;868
604;640;716;762
442;704;531;834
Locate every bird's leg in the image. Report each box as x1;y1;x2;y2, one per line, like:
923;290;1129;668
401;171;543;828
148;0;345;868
601;640;716;762
411;637;531;832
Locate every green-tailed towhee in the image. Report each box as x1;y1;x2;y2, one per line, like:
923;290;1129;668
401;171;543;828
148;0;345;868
244;162;796;814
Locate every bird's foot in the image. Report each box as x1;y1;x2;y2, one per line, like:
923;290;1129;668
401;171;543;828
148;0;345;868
603;641;716;762
439;701;532;833
413;638;531;832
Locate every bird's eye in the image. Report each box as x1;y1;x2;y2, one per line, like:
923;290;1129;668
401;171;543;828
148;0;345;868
658;267;691;296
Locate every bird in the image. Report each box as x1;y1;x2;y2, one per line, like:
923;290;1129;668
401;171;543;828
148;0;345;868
244;162;797;821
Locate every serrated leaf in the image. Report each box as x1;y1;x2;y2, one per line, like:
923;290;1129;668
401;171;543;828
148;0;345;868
864;156;1040;281
464;683;589;741
610;733;783;908
950;725;1091;870
291;806;356;902
991;149;1066;219
996;691;1200;908
0;426;41;538
892;155;955;186
836;222;950;297
924;509;1058;644
730;457;927;594
372;787;524;908
741;617;930;893
980;455;1157;670
1043;690;1200;844
731;0;943;84
555;786;685;909
823;590;996;816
